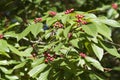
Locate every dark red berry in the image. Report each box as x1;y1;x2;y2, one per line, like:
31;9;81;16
79;53;86;58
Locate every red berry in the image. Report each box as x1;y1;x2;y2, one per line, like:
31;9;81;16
79;53;86;58
112;3;118;10
0;34;4;39
68;33;72;38
75;14;84;19
32;53;37;57
53;22;63;28
70;8;74;12
49;11;57;16
49;57;54;61
76;19;82;23
65;8;74;14
81;21;87;25
34;17;42;23
45;59;48;63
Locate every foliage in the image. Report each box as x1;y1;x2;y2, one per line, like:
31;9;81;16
0;0;120;80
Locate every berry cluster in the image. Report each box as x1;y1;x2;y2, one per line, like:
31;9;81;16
79;52;86;58
49;11;57;16
53;21;63;28
75;14;87;25
0;34;4;39
34;17;42;23
65;8;74;14
112;3;118;10
44;52;55;63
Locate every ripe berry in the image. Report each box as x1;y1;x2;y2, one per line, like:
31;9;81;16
32;53;37;57
68;33;72;38
75;14;84;19
81;21;87;25
76;19;82;23
34;18;42;23
65;8;74;14
49;57;54;61
79;53;86;58
45;59;48;63
0;34;4;39
112;3;118;10
53;22;63;28
49;11;57;16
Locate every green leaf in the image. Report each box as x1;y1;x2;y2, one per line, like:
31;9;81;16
82;24;97;37
61;15;69;24
4;31;18;39
3;22;20;32
38;68;51;80
89;73;104;80
46;17;57;26
17;26;31;41
56;28;63;39
91;43;104;61
70;39;79;48
45;31;51;39
85;57;104;71
0;66;13;74
13;61;26;69
54;43;63;53
93;22;112;40
28;63;47;78
63;26;71;38
100;19;120;27
0;50;10;58
32;57;44;67
99;40;120;58
5;75;19;80
8;44;23;56
21;47;33;57
0;60;8;65
0;40;9;52
30;23;43;37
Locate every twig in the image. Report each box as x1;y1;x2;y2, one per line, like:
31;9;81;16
23;37;46;45
104;40;120;47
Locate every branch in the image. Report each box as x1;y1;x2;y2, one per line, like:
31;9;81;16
23;37;46;45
